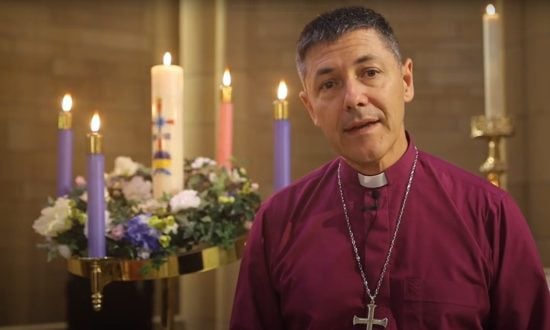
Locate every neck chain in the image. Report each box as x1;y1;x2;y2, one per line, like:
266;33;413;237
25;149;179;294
337;147;418;328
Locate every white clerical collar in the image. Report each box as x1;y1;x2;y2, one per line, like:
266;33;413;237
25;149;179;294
358;172;388;188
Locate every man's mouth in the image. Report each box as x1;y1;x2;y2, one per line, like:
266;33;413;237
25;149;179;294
343;119;380;133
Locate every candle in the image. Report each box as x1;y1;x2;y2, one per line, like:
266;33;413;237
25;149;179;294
87;113;106;258
273;80;291;191
57;94;73;197
216;68;233;168
151;52;184;198
483;4;505;118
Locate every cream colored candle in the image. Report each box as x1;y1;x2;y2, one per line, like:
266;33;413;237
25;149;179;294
151;52;184;198
483;4;505;118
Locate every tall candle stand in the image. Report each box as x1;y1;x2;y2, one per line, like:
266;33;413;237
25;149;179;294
470;115;514;187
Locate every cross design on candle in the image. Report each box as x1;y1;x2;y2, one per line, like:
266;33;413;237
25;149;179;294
152;98;174;175
353;303;388;329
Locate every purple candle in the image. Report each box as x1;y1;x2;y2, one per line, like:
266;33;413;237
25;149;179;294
87;113;106;258
273;80;291;191
57;94;73;197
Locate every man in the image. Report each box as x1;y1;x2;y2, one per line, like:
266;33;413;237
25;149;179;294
230;6;550;329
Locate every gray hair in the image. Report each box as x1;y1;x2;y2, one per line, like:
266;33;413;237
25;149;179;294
296;6;402;82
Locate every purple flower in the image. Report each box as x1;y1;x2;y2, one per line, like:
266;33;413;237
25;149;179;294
124;214;160;252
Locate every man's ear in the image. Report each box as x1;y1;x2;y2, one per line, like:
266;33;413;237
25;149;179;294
299;90;319;126
402;58;414;103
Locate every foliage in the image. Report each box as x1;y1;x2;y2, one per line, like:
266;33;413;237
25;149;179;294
33;156;260;267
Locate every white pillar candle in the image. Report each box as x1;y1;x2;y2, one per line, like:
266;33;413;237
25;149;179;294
483;4;505;118
151;52;184;198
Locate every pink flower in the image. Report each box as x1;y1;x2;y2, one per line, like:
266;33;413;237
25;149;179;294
109;224;125;241
75;176;86;187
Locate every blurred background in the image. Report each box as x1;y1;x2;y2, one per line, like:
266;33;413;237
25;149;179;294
0;0;548;329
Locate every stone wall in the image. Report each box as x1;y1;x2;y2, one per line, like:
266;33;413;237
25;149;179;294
0;0;548;327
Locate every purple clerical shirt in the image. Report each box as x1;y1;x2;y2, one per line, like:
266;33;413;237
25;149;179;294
230;136;550;329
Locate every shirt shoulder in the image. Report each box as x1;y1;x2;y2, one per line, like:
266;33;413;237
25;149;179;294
261;158;339;216
418;150;508;203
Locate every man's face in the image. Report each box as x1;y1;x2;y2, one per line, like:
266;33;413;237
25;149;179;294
299;29;414;174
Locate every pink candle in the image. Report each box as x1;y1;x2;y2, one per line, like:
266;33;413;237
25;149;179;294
87;113;106;258
216;68;233;168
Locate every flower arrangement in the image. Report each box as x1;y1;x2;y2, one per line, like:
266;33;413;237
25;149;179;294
33;156;261;268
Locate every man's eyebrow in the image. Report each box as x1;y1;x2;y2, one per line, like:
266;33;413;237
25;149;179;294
354;55;376;65
314;67;334;78
313;55;377;78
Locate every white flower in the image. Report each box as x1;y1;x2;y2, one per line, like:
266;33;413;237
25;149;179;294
138;250;150;259
33;197;72;237
208;172;218;183
251;183;259;191
83;210;112;238
170;190;201;212
230;168;247;183
57;245;72;259
163;222;178;235
122;176;152;202
191;157;216;169
113;156;139;177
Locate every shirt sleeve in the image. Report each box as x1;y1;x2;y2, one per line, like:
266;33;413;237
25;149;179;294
488;194;550;329
230;206;284;330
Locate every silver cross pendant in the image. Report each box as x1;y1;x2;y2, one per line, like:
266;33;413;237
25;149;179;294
352;303;388;329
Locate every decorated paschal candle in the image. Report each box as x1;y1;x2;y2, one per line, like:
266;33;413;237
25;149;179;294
151;52;184;198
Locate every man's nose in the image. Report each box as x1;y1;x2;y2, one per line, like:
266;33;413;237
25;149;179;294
343;78;367;111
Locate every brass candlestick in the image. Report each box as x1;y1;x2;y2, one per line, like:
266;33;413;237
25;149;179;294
470;115;514;187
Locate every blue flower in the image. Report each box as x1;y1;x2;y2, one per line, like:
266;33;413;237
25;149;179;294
125;214;160;252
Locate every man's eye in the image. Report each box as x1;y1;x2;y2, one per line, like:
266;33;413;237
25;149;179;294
361;69;379;78
319;80;337;91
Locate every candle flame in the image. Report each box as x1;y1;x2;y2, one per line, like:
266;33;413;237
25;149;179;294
222;68;231;87
277;80;288;101
61;94;72;112
163;52;172;65
486;4;496;15
90;113;101;132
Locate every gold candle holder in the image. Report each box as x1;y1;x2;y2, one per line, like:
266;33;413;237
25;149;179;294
273;99;289;120
221;85;232;103
58;93;73;129
87;132;102;154
67;234;247;322
221;68;232;102
58;111;72;129
470;115;514;187
88;113;102;154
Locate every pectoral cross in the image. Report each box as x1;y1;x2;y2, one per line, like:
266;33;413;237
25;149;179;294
353;303;388;329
